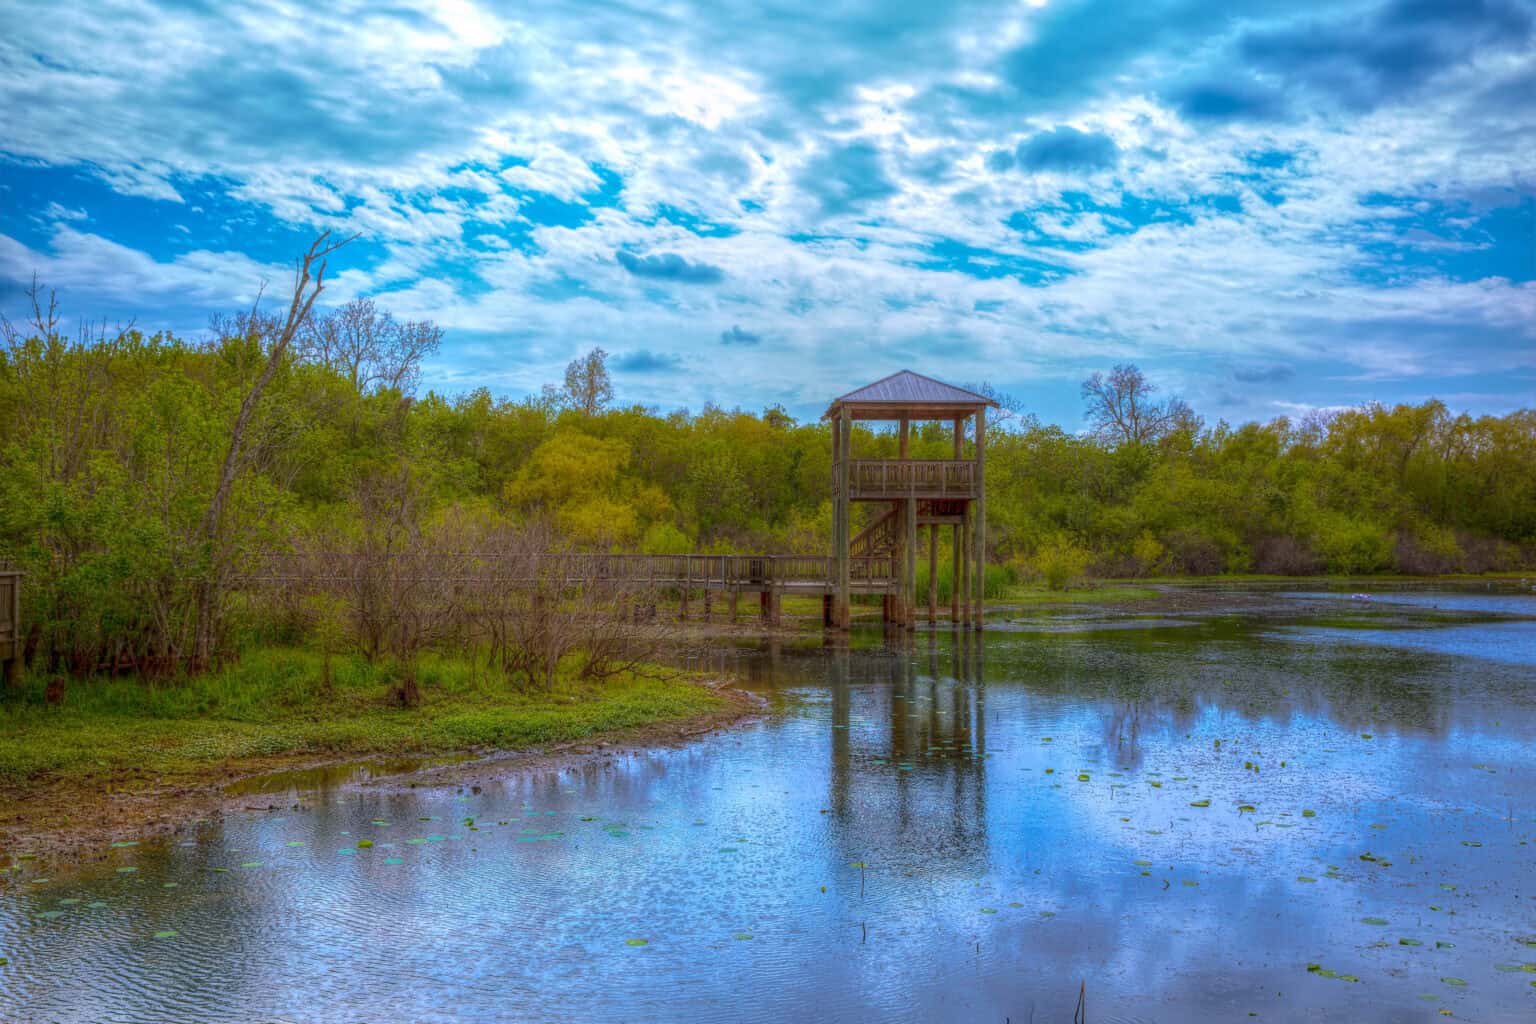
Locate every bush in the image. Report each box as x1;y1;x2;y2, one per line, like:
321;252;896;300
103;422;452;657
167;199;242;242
1252;535;1324;575
1162;529;1224;576
1393;524;1463;575
1312;517;1393;575
1458;532;1525;573
1029;535;1092;590
1131;531;1165;576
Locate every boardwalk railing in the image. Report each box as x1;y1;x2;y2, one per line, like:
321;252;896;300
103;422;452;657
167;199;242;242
843;459;976;499
236;553;898;591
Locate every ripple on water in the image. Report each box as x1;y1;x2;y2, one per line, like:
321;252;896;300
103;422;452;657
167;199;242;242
4;587;1535;1022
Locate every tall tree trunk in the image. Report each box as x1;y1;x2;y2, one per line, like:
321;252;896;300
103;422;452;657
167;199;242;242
191;232;354;672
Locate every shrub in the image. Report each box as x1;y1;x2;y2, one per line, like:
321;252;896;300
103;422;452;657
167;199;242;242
1131;531;1165;576
1311;516;1393;575
1393;524;1463;575
1252;535;1324;575
1162;529;1224;576
1030;535;1092;590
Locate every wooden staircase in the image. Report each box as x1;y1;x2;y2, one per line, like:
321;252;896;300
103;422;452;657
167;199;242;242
850;507;899;557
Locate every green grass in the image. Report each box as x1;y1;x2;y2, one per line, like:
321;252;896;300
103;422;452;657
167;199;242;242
0;648;726;785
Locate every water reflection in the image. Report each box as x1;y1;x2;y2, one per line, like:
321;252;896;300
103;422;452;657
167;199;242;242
3;589;1535;1023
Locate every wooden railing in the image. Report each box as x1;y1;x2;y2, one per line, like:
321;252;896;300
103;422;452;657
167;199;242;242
236;553;898;590
843;459;976;498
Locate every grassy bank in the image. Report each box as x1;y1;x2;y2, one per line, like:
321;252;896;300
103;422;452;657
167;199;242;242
0;648;729;788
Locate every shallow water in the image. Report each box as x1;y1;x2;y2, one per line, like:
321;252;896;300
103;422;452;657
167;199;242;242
4;586;1535;1023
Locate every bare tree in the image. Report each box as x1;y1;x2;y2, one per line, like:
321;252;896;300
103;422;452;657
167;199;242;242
317;469;478;705
961;380;1023;428
477;522;587;691
561;347;613;415
306;297;443;395
192;231;355;671
1080;363;1193;446
0;273;60;350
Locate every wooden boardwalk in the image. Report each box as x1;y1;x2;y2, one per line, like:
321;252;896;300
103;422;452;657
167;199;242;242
237;553;900;626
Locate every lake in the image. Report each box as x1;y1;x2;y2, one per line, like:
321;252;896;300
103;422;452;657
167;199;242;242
3;585;1535;1022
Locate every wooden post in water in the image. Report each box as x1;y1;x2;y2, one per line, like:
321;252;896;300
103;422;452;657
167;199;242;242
835;412;852;629
973;406;986;631
900;416;916;630
927;523;938;623
958;514;969;625
952;417;964;624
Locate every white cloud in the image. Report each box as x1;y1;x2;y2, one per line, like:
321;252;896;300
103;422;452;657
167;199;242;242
0;0;1531;423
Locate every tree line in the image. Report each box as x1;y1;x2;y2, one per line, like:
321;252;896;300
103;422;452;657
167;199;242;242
1;249;1532;685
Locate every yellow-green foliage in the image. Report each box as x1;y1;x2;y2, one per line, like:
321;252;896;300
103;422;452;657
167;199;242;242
1029;534;1093;590
1132;531;1165;575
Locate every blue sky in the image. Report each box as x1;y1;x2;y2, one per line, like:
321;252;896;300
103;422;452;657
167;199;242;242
1;0;1532;427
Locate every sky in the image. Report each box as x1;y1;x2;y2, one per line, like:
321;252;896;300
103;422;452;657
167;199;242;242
1;0;1533;428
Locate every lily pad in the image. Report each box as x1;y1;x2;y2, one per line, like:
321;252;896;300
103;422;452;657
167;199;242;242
1361;917;1389;926
1439;977;1466;987
1189;799;1211;808
625;938;648;946
734;933;753;940
153;930;178;939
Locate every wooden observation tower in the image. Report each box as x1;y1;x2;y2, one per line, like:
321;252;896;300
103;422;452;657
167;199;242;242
825;371;997;631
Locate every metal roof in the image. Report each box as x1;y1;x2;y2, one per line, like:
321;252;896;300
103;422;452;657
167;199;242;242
828;370;998;411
